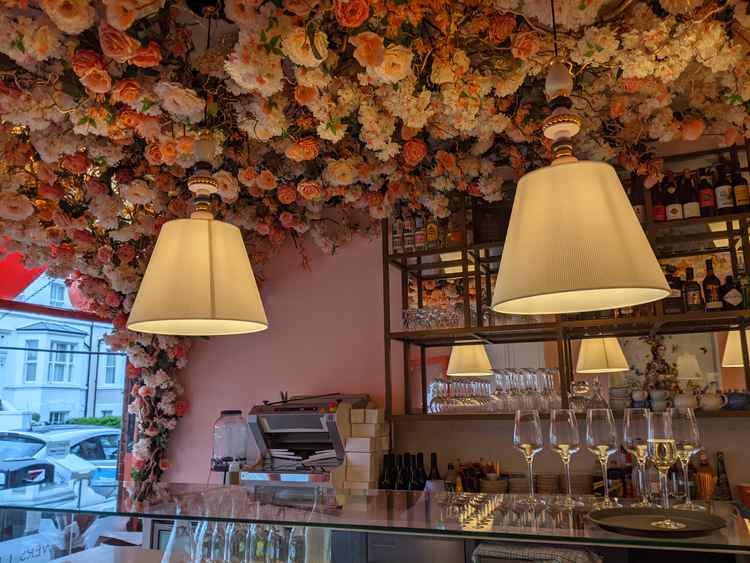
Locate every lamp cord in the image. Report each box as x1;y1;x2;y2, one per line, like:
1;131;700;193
550;0;559;57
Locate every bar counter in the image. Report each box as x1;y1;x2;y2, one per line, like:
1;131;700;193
2;482;750;556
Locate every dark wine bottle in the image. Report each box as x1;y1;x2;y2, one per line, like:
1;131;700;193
698;168;716;217
378;454;393;489
703;258;722;311
399;453;411;490
664;172;683;221
414;453;428;491
733;169;750;213
652;181;666;222
713;451;732;501
683;267;704;312
630;179;646;224
681;174;700;219
722;275;743;310
393;454;403;490
662;265;684;315
715;165;735;215
428;452;441;480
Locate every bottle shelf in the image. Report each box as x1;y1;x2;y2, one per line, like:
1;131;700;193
392;410;750;422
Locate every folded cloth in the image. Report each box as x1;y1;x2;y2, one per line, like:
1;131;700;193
472;542;602;563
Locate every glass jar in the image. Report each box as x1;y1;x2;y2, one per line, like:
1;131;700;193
212;410;248;464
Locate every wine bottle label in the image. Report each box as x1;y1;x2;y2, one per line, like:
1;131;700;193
632;204;646;223
404;233;414;250
735;184;750;206
724;288;743;307
392;234;403;254
715;185;733;208
683;202;700;218
666;203;683;220
653;204;666;221
700;189;716;207
415;230;426;247
426;223;438;242
686;289;702;306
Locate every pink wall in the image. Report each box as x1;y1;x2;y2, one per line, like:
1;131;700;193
166;236;387;482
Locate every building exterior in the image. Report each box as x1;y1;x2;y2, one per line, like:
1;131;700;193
0;274;126;428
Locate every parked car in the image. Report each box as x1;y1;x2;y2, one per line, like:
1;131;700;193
0;426;120;492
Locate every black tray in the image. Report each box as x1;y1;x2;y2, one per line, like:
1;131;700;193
588;507;726;538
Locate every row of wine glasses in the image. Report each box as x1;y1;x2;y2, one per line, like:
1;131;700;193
512;407;702;521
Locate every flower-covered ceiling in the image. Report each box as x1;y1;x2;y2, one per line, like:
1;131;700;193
0;0;747;494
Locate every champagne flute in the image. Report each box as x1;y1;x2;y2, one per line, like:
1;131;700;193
648;410;686;529
586;408;621;509
623;408;653;507
549;408;583;508
513;409;545;506
670;407;704;511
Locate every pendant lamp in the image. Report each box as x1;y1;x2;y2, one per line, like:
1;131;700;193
490;53;669;315
576;337;628;374
447;343;493;377
127;161;268;336
722;330;750;367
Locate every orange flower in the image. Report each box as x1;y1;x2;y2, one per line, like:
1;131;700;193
350;31;384;67
60;153;90;175
98;22;140;63
366;191;384;207
144;143;162;165
488;14;515;44
110;78;141;105
175;135;194;154
510;32;541;60
130;41;162;67
294;85;318;105
680;118;705;142
297;180;323;200
256;170;278;191
159;138;178;165
402;138;427;166
118;108;143;128
334;0;370;28
238;167;257;187
285;137;320;162
103;0;138;30
435;150;456;174
283;0;319;15
277;184;297;204
71;49;103;77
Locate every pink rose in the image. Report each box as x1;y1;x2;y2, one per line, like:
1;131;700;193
117;244;136;264
97;245;114;264
277;184;297;205
279;211;296;228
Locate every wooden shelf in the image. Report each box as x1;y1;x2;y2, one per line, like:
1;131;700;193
392;410;750;422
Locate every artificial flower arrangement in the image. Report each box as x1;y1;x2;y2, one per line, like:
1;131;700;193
0;0;747;497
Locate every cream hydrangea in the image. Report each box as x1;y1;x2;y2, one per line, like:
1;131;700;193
226;31;284;97
153;82;206;124
40;0;95;34
571;26;619;66
282;27;328;67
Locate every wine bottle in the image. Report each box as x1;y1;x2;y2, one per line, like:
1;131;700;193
662;265;685;315
403;211;415;253
393;454;403;490
428;452;441;480
733;169;750;213
703;258;722;311
391;205;403;255
378;453;393;489
696;451;715;502
683;267;704;312
652;181;666;222
664;173;683;221
415;453;428;490
630;180;646;224
414;214;426;250
715;165;735;215
713;451;732;501
399;453;411;490
698;168;717;217
425;215;439;249
681;174;701;219
721;275;743;310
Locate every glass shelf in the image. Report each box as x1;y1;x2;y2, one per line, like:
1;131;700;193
1;481;750;554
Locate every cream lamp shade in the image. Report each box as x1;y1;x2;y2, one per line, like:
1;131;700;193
576;337;629;374
722;330;750;367
447;344;493;377
491;161;669;315
127;218;268;336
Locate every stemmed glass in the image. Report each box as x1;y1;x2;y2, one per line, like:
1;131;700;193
647;410;685;529
549;409;583;508
586;408;621;509
513;409;545;506
671;408;704;511
623;408;653;507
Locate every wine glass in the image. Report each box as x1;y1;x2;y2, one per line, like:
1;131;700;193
586;408;621;509
648;410;686;529
513;409;545;506
623;408;653;507
670;407;704;511
549;409;583;508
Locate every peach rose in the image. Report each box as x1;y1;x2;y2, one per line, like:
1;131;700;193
110;79;141;105
238;167;257;188
297;180;323;200
130;41;162;67
60;152;90;174
279;211;295;228
176;135;195;154
370;44;412;83
350;31;384;68
256;170;278;191
224;0;263;26
99;22;140;63
282;27;328;68
680;118;705;142
213;170;239;203
23;21;61;61
283;0;319;16
80;67;112;94
38;183;65;200
144;143;162;165
277;184;297;204
118;109;142;128
0;193;34;221
285;137;320;162
159;138;178;165
334;0;370;28
135;116;161;140
511;32;541;60
41;0;95;34
102;0;141;30
402;139;427;166
435;149;456;173
71;49;103;77
488;14;515;44
294;85;318;105
117;243;135;264
255;222;271;236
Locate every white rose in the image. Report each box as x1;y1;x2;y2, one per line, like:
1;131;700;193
213;170;239;203
120;179;154;205
282;27;328;68
40;0;95;34
153;82;206;124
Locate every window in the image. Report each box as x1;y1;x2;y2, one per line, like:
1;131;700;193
104;354;117;385
71;435;118;461
101;410;113;417
49;282;66;308
49;411;68;424
24;339;38;382
48;341;75;383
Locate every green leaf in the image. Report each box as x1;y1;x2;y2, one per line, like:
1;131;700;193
11;36;24;53
306;24;323;60
207;101;219;117
77;115;90;126
141;98;155;112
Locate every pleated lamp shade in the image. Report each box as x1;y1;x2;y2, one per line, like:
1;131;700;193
447;344;493;377
722;331;749;367
127;218;268;336
491;161;669;315
576;337;629;374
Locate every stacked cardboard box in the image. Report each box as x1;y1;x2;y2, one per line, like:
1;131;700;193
343;408;389;490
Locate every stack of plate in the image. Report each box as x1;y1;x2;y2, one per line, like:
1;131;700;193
480;479;509;493
570;473;594;495
536;473;560;495
508;476;530;494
